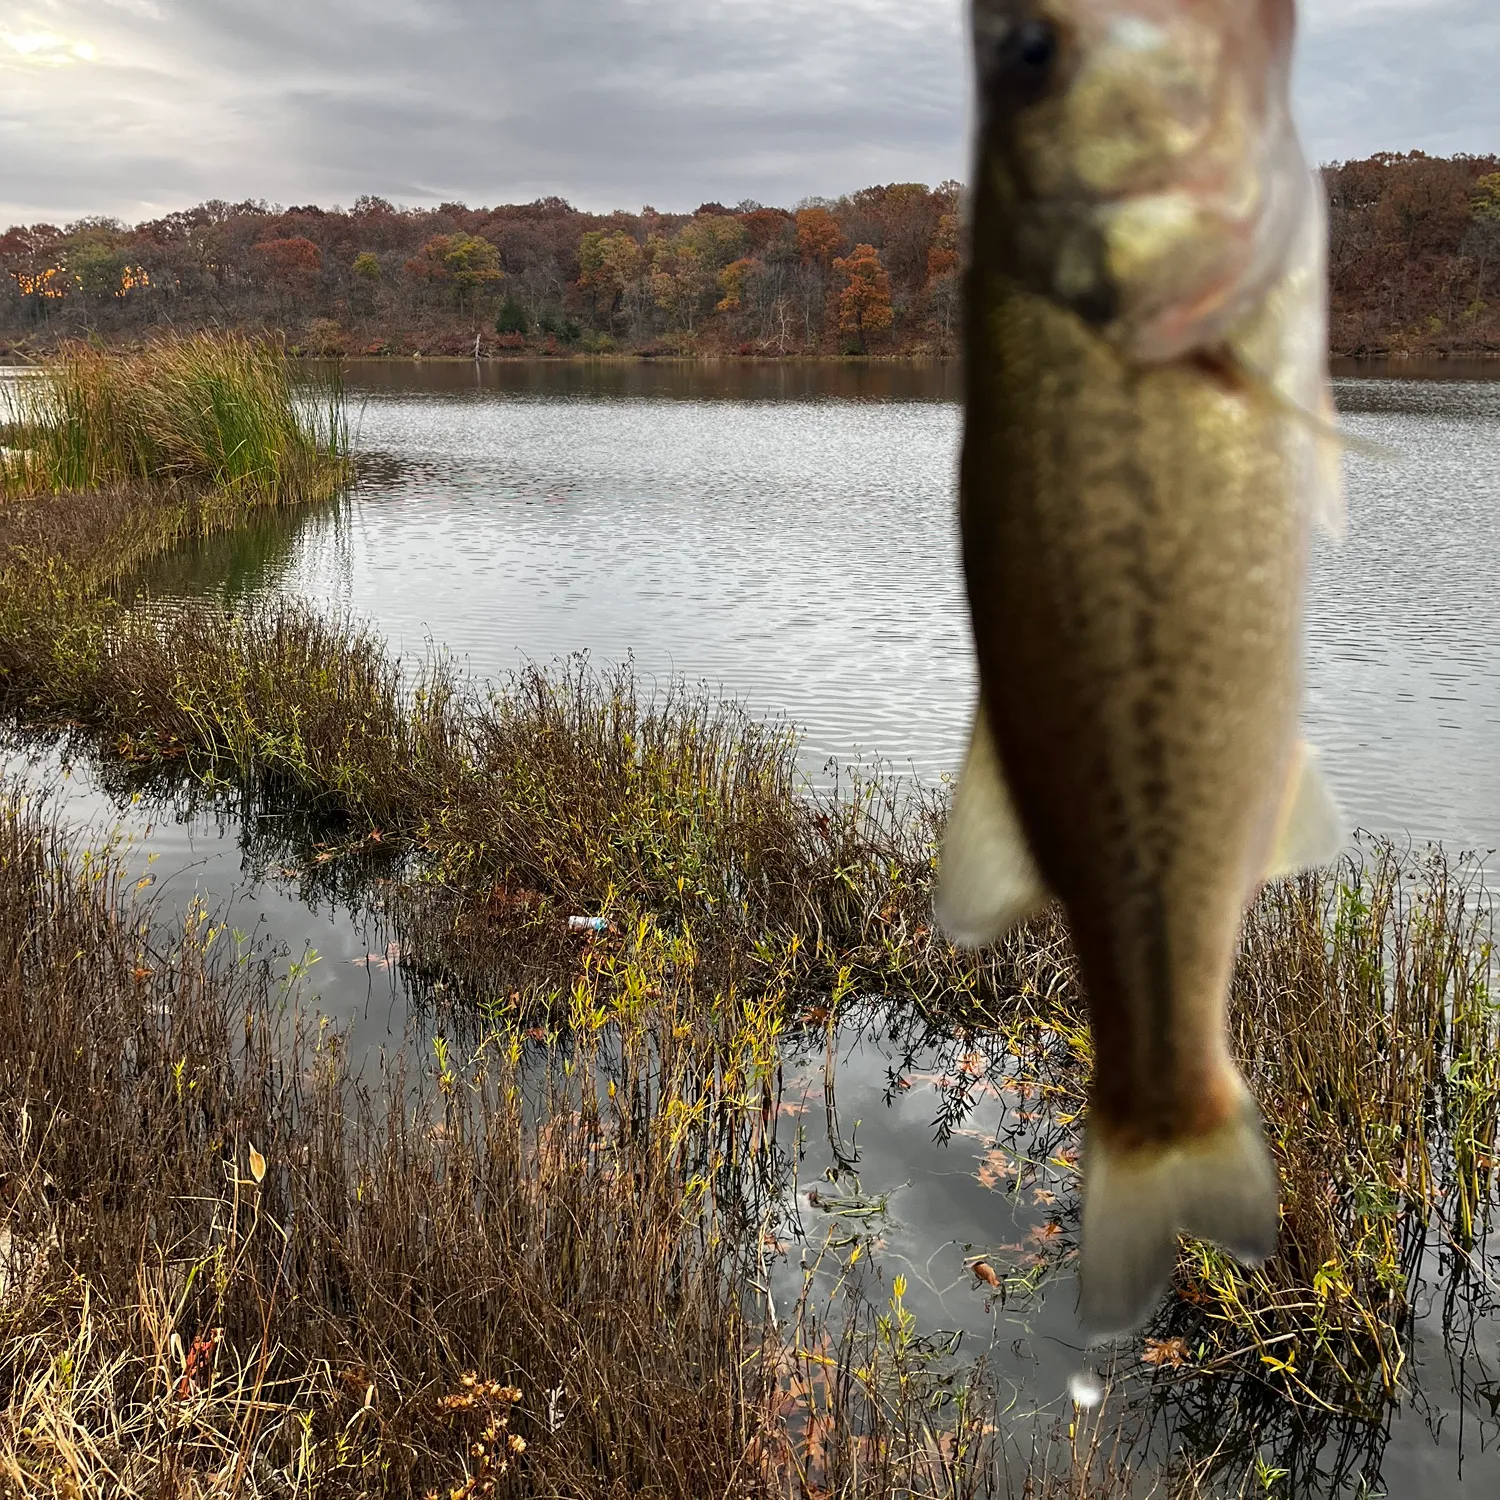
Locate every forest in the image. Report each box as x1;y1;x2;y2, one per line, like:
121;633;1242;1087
2;152;1498;359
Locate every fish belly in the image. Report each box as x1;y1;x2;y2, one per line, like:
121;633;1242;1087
961;281;1304;1143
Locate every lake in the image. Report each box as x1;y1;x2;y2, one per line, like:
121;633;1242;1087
143;358;1500;866
13;358;1500;1495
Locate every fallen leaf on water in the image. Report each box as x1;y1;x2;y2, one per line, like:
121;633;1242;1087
1028;1221;1062;1243
1141;1337;1192;1369
975;1149;1016;1189
352;942;402;970
973;1260;1002;1289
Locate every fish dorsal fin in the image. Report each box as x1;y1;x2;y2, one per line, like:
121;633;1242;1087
1263;741;1346;880
935;703;1051;946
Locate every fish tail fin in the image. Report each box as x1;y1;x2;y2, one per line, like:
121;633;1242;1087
1079;1089;1278;1342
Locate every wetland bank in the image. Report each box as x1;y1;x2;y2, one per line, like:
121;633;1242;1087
0;339;1497;1497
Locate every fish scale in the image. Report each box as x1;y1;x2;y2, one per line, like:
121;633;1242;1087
940;0;1345;1340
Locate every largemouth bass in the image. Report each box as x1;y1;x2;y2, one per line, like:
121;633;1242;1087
939;0;1345;1339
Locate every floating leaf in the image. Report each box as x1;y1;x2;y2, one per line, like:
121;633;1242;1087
975;1148;1015;1189
1141;1337;1191;1369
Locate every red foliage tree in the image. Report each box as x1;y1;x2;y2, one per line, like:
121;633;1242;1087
795;207;842;270
250;236;322;298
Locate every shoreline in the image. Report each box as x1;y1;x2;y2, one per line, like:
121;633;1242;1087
6;348;1500;373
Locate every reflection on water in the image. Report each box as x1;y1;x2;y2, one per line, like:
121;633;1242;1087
23;360;1500;1493
338;355;964;404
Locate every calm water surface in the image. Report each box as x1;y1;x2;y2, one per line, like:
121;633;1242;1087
24;359;1500;1494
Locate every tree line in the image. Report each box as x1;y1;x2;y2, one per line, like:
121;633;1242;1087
2;154;1497;359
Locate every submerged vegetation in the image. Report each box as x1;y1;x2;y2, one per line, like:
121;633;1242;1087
0;336;1496;1495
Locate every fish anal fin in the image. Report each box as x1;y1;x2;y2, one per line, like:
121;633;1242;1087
1264;742;1346;882
934;703;1050;946
1080;1092;1278;1342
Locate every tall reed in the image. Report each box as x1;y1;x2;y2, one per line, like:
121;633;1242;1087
0;333;347;500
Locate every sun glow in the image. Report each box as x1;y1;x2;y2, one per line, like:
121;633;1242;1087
1;33;97;64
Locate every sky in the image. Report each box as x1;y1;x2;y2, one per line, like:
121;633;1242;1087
0;0;1495;227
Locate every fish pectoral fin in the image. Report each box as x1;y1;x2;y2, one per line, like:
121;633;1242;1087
934;703;1050;946
1079;1093;1278;1343
1310;383;1348;540
1263;742;1346;881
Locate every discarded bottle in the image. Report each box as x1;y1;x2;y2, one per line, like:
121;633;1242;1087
567;916;610;933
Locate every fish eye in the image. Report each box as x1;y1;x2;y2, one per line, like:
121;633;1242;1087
1012;19;1058;73
979;12;1066;109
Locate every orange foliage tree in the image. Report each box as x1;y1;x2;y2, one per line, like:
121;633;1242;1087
715;256;759;313
795;207;842;270
832;243;893;351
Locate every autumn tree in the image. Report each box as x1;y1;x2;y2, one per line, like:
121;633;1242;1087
69;231;129;301
404;232;503;315
716;256;759;313
0;224;66;316
832;243;893;351
352;251;382;282
795;207;842;270
643;216;747;336
578;229;646;335
788;207;842;343
739;207;792;252
925;209;962;340
1465;173;1500;313
251;236;323;300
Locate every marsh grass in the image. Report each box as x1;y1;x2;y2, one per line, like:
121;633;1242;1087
0;334;348;501
3;504;1496;1422
0;786;776;1496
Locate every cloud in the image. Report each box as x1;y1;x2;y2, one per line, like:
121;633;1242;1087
0;0;1492;226
1296;0;1500;162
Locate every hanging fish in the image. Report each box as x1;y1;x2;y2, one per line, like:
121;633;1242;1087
940;0;1345;1339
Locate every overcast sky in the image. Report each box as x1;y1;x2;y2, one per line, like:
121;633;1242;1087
1;0;1495;226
